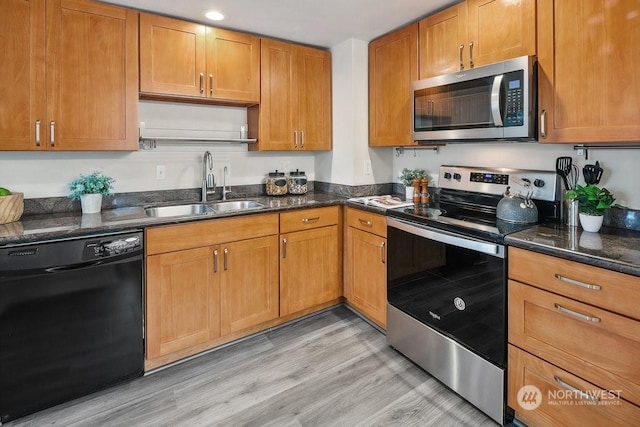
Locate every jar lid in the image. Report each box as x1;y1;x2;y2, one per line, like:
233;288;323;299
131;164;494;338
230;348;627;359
268;170;285;177
289;169;306;176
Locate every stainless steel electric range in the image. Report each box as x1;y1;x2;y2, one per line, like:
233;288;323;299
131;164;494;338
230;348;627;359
386;165;562;425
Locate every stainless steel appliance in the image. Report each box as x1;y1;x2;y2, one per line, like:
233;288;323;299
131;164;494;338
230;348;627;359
412;56;536;142
0;231;144;423
386;165;561;425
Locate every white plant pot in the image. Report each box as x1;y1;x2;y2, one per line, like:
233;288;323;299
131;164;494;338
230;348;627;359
579;212;604;233
405;186;414;201
80;194;102;214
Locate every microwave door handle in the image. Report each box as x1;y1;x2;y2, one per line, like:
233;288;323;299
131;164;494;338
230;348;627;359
491;74;504;127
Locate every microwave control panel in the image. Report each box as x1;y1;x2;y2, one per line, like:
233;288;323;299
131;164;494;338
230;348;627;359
504;70;524;127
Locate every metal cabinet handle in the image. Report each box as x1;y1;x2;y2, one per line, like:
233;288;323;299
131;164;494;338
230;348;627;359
50;121;55;147
294;130;298;149
35;120;41;146
282;237;287;259
213;249;219;273
459;44;464;70
301;130;305;148
554;303;601;323
209;74;213;96
469;42;474;68
358;219;373;227
540;110;547;138
554;376;600;401
199;73;204;94
223;247;228;271
302;217;319;223
555;274;601;291
380;241;386;264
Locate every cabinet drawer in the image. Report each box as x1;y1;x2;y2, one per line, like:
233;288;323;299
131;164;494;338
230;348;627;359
509;247;640;321
509;280;640;406
508;345;640;427
346;207;386;237
280;206;339;233
146;213;279;255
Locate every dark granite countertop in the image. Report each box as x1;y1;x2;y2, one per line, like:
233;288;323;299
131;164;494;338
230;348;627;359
0;193;348;247
506;224;640;277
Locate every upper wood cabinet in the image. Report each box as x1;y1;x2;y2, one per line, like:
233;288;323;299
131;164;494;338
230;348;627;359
537;0;640;143
419;0;535;79
139;13;260;105
248;39;332;151
369;23;419;147
0;0;138;151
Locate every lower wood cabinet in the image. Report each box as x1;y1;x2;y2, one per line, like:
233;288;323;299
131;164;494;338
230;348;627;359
279;206;342;316
345;207;387;328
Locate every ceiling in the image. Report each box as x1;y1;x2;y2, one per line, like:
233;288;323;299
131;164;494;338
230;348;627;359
103;0;454;48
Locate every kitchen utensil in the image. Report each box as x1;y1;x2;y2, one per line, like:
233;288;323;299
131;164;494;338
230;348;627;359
583;161;604;185
556;156;572;190
567;164;579;190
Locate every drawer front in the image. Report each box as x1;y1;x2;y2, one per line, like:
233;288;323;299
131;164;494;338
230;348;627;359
346;207;386;237
509;280;640;406
279;206;340;233
146;213;279;255
508;345;640;427
509;247;640;321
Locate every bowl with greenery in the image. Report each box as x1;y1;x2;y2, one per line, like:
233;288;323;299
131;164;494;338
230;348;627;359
68;171;115;214
565;184;615;232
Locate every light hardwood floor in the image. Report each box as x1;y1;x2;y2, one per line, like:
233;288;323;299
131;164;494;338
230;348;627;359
7;306;497;426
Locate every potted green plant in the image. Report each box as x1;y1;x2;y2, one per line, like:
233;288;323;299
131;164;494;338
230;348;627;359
565;184;615;232
399;168;429;200
68;171;115;214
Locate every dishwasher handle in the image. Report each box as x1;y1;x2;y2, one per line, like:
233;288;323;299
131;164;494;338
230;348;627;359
45;260;104;273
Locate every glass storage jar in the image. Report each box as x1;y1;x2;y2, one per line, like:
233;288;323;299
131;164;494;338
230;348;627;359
287;169;308;194
266;171;288;196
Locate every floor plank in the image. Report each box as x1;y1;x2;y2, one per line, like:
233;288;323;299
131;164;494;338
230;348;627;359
6;306;498;427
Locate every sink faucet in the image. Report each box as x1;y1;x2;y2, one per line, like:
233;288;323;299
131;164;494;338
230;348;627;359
222;166;231;201
202;151;215;202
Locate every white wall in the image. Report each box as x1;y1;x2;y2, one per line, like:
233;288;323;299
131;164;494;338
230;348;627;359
392;143;640;209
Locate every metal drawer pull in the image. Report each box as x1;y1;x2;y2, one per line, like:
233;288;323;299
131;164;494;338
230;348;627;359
223;248;229;271
540;110;547;138
35;120;41;146
555;274;601;291
294;131;298;148
459;44;464;70
199;73;204;94
358;219;373;227
50;121;55;147
301;130;305;148
554;303;601;323
468;41;474;68
282;238;287;259
380;241;386;264
209;74;213;95
213;249;218;273
554;376;600;401
302;217;319;223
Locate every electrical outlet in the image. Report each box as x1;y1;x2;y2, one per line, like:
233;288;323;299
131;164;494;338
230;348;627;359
156;165;166;180
363;159;372;175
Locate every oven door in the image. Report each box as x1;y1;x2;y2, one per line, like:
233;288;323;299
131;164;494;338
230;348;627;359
387;217;506;367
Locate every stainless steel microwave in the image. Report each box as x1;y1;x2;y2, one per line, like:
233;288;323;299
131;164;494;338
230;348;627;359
412;55;536;142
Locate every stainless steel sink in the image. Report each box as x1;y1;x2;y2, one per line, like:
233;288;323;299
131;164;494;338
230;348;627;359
145;204;212;217
208;200;265;213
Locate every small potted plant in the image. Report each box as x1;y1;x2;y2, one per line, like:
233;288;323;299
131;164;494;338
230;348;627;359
565;184;615;232
399;168;429;200
69;171;115;214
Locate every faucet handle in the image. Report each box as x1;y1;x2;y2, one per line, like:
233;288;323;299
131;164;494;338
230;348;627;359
206;173;215;189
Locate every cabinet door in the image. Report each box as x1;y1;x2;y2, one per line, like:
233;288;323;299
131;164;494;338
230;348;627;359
369;23;418;147
467;0;535;68
0;0;45;150
206;28;260;103
46;0;138;150
280;225;341;316
139;13;206;97
296;46;332;151
537;0;640;143
418;3;467;79
346;227;387;328
219;236;279;335
146;247;220;360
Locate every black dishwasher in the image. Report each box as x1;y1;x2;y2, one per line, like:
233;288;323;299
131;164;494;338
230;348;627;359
0;231;144;423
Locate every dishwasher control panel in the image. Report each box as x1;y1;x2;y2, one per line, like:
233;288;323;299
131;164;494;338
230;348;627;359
85;234;143;259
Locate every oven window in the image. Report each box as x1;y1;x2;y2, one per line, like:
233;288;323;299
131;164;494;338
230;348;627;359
387;226;506;366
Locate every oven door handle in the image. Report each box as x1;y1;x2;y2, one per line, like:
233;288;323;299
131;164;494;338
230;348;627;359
387;218;504;258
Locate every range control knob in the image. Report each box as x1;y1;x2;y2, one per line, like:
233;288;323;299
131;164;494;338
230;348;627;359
443;172;452;180
453;173;462;181
534;179;545;188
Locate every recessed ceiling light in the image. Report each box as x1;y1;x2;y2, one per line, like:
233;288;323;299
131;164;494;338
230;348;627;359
204;10;225;21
